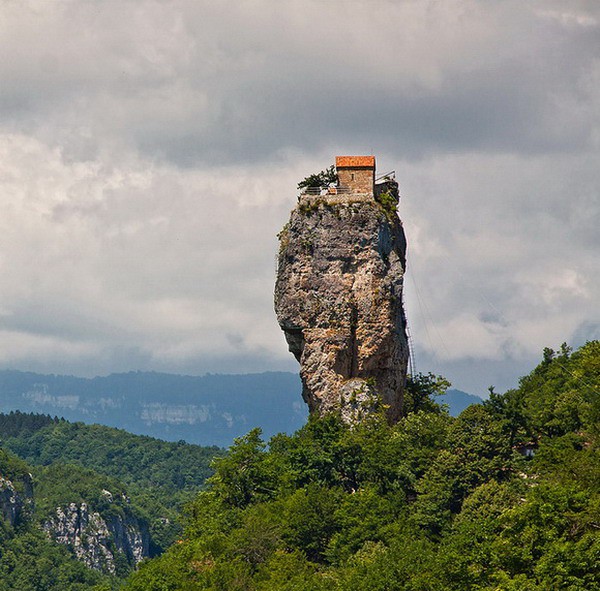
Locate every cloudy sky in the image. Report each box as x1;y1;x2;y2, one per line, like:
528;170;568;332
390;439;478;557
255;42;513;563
0;0;598;395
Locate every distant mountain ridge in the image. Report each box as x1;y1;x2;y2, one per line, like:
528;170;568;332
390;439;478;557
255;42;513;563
0;370;481;446
437;388;483;415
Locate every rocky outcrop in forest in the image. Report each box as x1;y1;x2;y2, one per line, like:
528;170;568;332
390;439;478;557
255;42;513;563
275;157;409;422
44;499;150;574
0;472;32;526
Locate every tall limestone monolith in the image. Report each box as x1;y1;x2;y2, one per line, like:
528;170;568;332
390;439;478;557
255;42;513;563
274;156;409;423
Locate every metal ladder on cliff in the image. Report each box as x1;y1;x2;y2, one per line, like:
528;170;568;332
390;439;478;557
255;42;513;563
405;317;417;378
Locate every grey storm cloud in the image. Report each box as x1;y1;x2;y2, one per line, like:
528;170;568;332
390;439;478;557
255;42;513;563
0;0;598;393
2;1;599;164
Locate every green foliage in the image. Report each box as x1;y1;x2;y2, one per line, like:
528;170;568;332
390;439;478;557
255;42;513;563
0;417;223;552
1;419;221;495
375;181;400;220
0;451;150;586
281;484;342;562
0;528;113;591
0;411;59;438
276;223;290;256
403;372;450;415
0;447;30;484
326;486;405;564
0;412;229;591
0;490;119;591
510;341;598;437
208;428;277;509
297;165;338;190
120;341;600;591
336;535;443;591
254;550;328;591
377;189;397;218
32;463;129;518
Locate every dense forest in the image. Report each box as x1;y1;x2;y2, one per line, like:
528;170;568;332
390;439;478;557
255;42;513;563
0;341;597;590
0;415;223;551
0;418;223;590
1;416;221;496
0;445;112;590
122;341;600;590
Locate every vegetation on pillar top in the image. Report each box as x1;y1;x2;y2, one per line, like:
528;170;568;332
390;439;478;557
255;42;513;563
297;165;338;190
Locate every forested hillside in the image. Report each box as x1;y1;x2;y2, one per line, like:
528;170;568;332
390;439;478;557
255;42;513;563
0;415;223;553
0;416;224;590
0;446;115;590
0;415;221;494
124;341;600;591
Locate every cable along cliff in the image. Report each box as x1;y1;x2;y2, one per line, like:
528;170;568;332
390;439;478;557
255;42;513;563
274;156;409;423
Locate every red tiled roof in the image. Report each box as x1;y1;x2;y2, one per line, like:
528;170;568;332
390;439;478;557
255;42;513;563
335;155;375;169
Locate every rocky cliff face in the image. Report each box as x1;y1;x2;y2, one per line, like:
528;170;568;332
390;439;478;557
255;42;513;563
44;499;150;574
274;174;409;422
0;473;33;526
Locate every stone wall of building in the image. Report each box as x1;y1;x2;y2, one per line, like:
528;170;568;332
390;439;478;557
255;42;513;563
337;167;374;194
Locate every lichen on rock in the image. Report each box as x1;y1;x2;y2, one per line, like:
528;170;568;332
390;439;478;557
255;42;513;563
274;159;409;423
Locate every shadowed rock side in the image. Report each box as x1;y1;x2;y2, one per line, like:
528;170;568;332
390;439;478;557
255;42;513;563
274;180;409;423
0;472;33;526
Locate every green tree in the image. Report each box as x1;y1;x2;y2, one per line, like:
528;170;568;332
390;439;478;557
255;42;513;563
297;166;338;190
403;373;450;415
209;428;278;508
282;484;342;562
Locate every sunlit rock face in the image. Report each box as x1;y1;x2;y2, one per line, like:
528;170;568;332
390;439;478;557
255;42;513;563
44;500;150;573
274;157;409;423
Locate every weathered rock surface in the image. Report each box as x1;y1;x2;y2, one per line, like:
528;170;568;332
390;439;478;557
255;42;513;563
274;175;409;422
44;500;150;574
0;473;33;526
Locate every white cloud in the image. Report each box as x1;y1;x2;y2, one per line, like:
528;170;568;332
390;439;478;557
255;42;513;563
0;133;327;373
400;150;599;388
0;0;598;392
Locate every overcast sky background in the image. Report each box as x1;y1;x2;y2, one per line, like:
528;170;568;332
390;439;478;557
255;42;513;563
0;0;598;395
